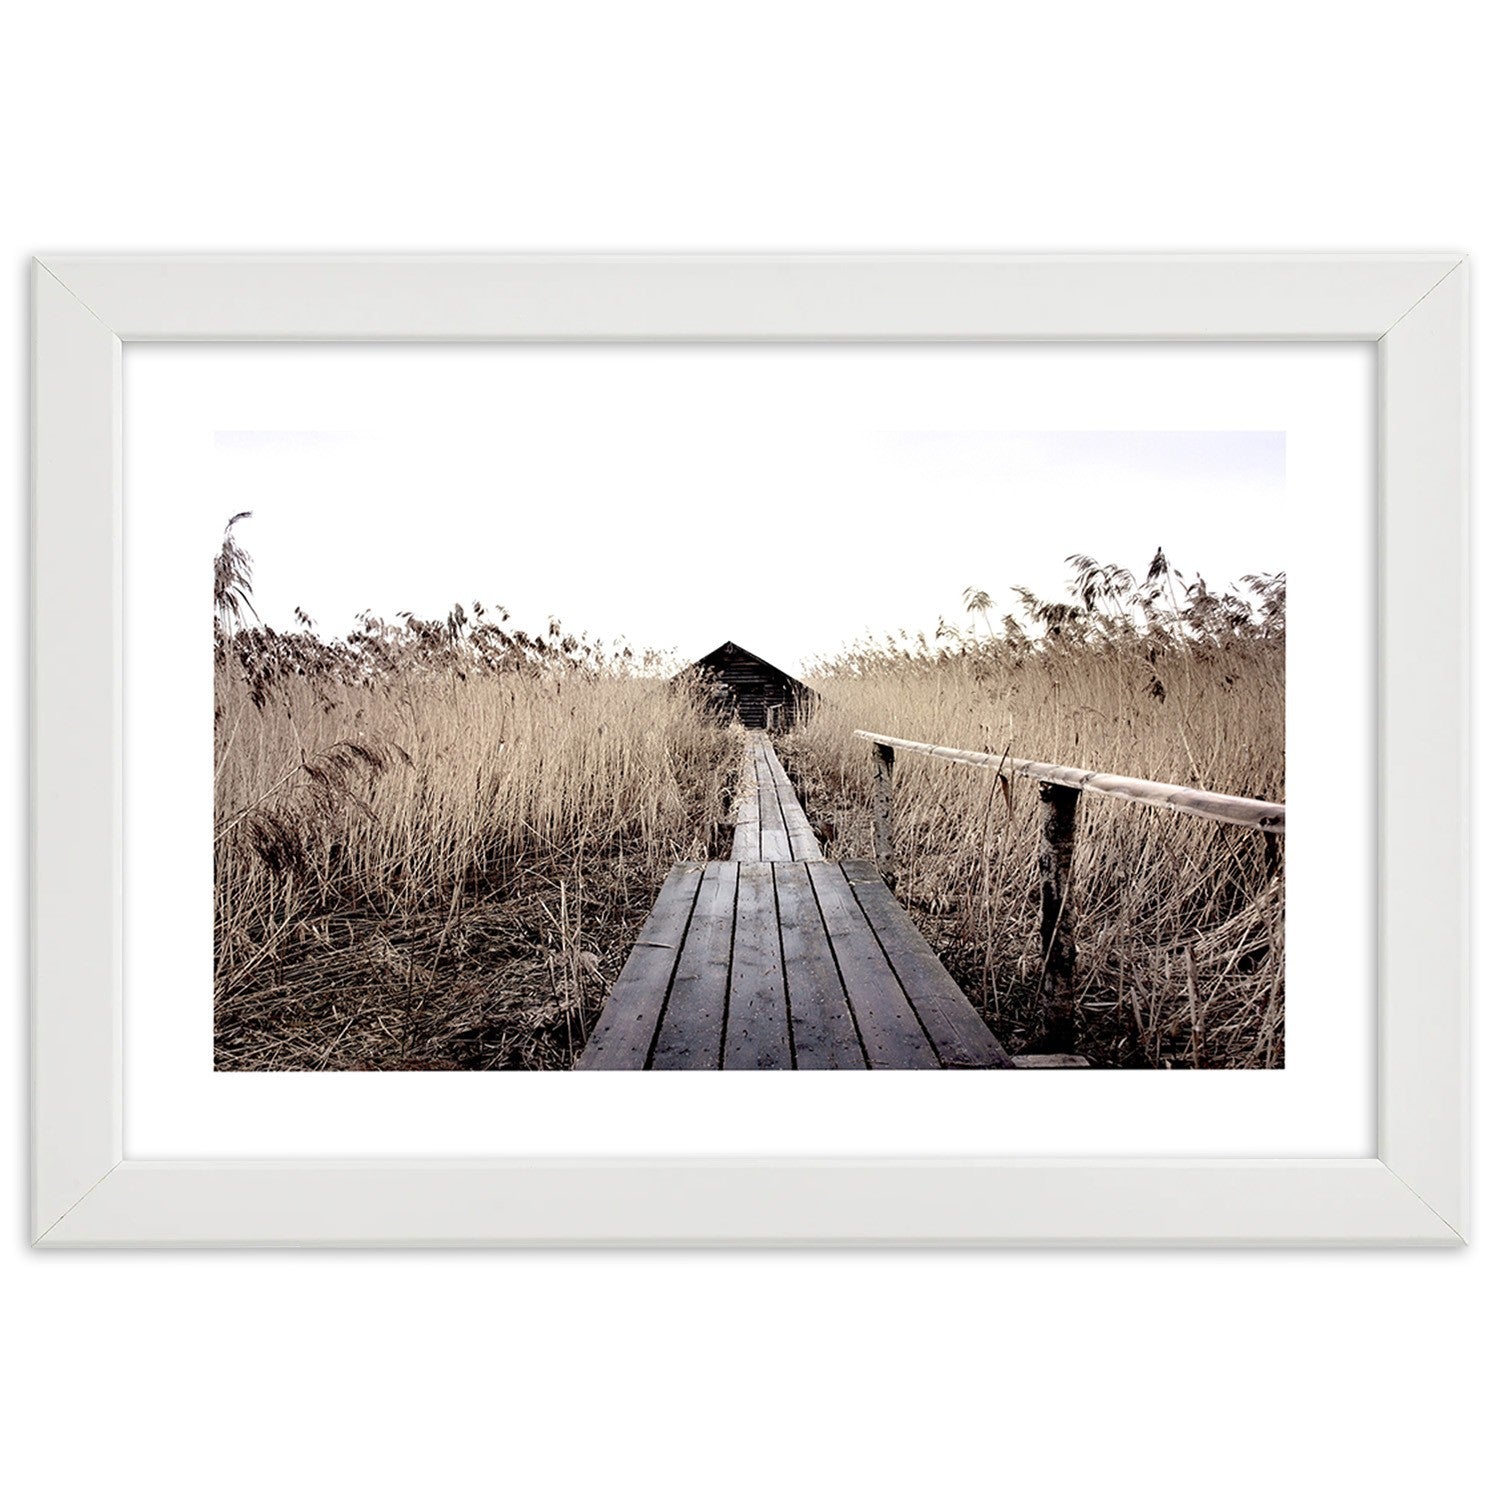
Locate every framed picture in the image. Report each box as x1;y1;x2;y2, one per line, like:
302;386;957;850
32;254;1467;1246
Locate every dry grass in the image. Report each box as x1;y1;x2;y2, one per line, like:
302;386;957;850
215;515;1283;1072
215;653;738;1070
780;565;1285;1068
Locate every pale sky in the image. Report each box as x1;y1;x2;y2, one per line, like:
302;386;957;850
131;346;1286;675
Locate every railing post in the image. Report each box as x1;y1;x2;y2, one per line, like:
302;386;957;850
871;739;896;888
1037;781;1080;1051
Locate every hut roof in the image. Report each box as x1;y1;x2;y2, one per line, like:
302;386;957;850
681;640;808;686
676;641;816;728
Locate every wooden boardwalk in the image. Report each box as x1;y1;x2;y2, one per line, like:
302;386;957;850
578;732;1012;1070
731;730;824;862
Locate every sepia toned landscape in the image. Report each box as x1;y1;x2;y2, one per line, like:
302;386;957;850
215;513;1284;1072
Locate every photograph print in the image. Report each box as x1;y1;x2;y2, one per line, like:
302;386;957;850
206;348;1285;1073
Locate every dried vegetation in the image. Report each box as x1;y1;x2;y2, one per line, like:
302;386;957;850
216;515;1284;1071
780;551;1286;1068
214;516;738;1070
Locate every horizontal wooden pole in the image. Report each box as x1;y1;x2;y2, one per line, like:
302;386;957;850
853;731;1285;834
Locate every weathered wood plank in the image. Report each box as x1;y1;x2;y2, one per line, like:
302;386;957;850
783;814;824;863
726;730;824;863
772;771;825;861
843;860;1012;1069
652;862;738;1069
870;739;896;885
854;730;1284;834
758;826;792;861
1037;781;1080;1053
731;800;761;860
730;740;762;861
807;862;938;1070
759;732;824;861
723;862;792;1069
576;862;704;1070
757;754;793;860
774;863;865;1068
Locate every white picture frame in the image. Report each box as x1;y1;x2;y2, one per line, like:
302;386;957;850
31;253;1468;1247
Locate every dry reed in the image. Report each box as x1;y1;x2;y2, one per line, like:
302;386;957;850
780;554;1285;1067
215;516;1283;1071
214;517;739;1069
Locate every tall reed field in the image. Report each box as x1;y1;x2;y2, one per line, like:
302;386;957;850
779;553;1285;1068
214;518;739;1070
216;512;1283;1072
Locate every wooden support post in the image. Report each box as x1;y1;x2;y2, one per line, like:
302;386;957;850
1037;780;1080;1052
871;740;896;888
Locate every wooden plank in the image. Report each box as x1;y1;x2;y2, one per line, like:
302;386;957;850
782;810;824;863
843;860;1012;1069
731;731;826;863
853;730;1285;834
759;734;825;861
730;742;762;861
772;768;825;861
870;740;896;884
730;819;760;862
807;862;938;1070
651;862;738;1068
774;863;865;1068
576;862;704;1070
723;863;792;1069
1037;782;1080;1053
757;745;793;860
762;740;800;796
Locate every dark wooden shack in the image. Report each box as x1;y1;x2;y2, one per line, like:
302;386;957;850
682;641;813;730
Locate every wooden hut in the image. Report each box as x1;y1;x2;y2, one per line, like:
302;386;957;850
682;641;813;730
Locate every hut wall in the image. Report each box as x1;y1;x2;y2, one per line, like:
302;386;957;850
695;645;805;729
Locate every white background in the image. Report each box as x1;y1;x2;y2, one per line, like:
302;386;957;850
3;5;1489;1499
124;345;1373;1160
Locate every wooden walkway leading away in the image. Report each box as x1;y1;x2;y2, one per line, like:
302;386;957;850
731;730;824;862
577;860;1012;1069
578;731;1013;1070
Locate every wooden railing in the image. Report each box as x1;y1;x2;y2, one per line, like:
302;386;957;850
854;730;1286;1052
